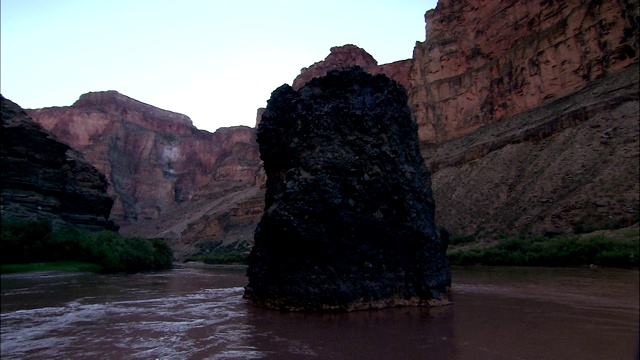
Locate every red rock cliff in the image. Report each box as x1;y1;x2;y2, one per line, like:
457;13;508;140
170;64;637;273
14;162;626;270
28;91;261;226
409;0;639;144
292;44;412;90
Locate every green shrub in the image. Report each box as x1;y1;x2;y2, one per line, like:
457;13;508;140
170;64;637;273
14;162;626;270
1;219;53;263
184;240;250;265
447;233;639;268
449;233;476;245
0;219;174;273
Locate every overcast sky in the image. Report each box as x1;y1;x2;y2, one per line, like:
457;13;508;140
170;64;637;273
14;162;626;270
1;0;437;132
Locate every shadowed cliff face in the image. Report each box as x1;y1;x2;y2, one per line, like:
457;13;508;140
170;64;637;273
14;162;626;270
1;95;114;230
409;0;639;144
28;91;261;227
245;67;450;311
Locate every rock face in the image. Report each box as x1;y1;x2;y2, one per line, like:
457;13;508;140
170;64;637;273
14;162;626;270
121;174;265;260
428;62;639;237
409;0;639;144
245;67;451;311
28;91;261;228
292;44;412;90
1;95;114;230
21;0;638;260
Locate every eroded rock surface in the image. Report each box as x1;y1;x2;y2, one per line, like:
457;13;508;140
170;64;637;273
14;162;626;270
428;62;639;237
245;67;450;311
28;91;261;227
292;44;412;90
1;95;114;230
409;0;639;144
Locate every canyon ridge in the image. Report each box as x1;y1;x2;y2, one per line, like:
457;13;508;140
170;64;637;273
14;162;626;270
25;0;638;260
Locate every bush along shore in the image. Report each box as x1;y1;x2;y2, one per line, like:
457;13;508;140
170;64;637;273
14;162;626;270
183;240;251;265
1;219;173;274
447;225;639;268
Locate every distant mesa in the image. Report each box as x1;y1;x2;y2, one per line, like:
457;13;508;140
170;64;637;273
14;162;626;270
244;67;451;311
72;90;194;127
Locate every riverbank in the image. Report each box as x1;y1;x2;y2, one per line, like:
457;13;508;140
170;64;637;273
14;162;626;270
0;261;102;274
0;219;173;274
447;224;639;268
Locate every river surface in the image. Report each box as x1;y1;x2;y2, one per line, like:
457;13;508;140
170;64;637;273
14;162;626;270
1;265;638;360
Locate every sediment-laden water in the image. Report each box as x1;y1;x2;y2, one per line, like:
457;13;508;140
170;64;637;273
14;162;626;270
1;265;638;359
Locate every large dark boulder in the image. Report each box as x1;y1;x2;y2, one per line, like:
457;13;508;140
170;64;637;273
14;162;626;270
244;67;451;311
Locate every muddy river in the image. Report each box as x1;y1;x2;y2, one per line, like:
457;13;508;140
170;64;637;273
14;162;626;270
1;265;638;359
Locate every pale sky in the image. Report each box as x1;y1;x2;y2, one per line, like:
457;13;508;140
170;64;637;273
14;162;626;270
1;0;437;132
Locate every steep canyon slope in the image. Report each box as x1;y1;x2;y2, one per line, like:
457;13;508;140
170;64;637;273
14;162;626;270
1;95;114;230
428;63;639;237
412;0;639;238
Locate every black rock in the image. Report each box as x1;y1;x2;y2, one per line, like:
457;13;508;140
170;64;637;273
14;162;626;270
1;95;115;231
244;67;451;311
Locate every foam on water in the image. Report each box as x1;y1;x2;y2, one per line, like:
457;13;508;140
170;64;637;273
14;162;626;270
0;285;264;359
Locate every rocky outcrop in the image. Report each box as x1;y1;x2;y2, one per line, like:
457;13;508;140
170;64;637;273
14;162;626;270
377;59;412;90
292;45;379;90
1;95;114;230
28;91;261;227
245;67;450;311
292;44;412;90
409;0;639;144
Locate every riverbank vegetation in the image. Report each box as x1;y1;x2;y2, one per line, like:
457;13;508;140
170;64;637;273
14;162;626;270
447;225;639;268
183;240;250;265
1;219;173;274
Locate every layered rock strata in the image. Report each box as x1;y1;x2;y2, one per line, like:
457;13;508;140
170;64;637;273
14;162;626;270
28;91;261;227
428;62;639;237
409;0;639;144
245;67;451;311
1;95;114;230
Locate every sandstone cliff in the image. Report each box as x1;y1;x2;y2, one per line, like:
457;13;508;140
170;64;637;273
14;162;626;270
409;0;639;144
28;91;262;227
292;44;412;90
1;95;114;230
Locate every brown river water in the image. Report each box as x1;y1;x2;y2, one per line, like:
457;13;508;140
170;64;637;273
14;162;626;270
1;265;638;360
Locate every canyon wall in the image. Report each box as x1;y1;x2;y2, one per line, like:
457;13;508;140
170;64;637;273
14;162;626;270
409;0;639;144
413;0;639;237
1;95;114;230
428;63;639;237
28;91;262;227
22;0;639;259
292;44;412;90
